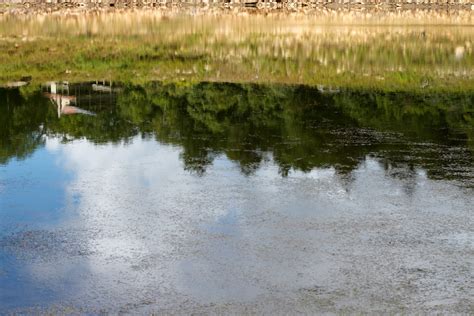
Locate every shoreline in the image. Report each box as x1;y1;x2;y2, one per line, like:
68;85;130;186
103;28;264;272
1;8;472;92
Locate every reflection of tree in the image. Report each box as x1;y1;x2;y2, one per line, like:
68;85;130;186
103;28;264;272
0;89;51;164
1;83;472;184
333;91;474;143
115;82;473;181
332;91;474;182
114;83;372;176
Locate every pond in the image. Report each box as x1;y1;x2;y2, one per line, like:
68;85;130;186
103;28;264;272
1;5;474;313
0;81;473;313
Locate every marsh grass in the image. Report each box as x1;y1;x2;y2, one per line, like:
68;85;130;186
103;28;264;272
0;11;473;91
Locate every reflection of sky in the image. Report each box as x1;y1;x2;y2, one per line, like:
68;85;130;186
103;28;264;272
0;252;56;310
0;142;77;310
0;250;89;311
0;146;73;237
0;135;472;312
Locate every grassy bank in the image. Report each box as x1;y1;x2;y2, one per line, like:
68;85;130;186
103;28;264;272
1;11;473;92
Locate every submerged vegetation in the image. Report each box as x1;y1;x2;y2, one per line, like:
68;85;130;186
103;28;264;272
1;82;472;184
0;10;473;91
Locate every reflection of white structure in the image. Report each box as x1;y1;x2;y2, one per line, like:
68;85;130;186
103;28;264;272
46;81;69;95
92;80;119;93
43;82;96;118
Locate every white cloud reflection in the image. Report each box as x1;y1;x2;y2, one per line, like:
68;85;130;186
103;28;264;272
13;135;473;312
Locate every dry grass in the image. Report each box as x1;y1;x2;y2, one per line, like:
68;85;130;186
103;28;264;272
0;10;473;91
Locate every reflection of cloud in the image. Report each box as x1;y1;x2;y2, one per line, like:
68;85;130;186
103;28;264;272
57;138;186;258
45;138;60;152
10;135;472;312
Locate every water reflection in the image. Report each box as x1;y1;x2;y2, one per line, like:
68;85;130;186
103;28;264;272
1;136;472;312
44;82;96;118
0;81;473;186
0;82;473;312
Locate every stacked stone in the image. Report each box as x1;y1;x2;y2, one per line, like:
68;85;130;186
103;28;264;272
1;0;472;7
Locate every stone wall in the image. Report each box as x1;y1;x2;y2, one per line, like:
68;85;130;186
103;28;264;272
0;0;472;7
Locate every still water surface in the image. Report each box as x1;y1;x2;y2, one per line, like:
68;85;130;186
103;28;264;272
0;82;473;313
